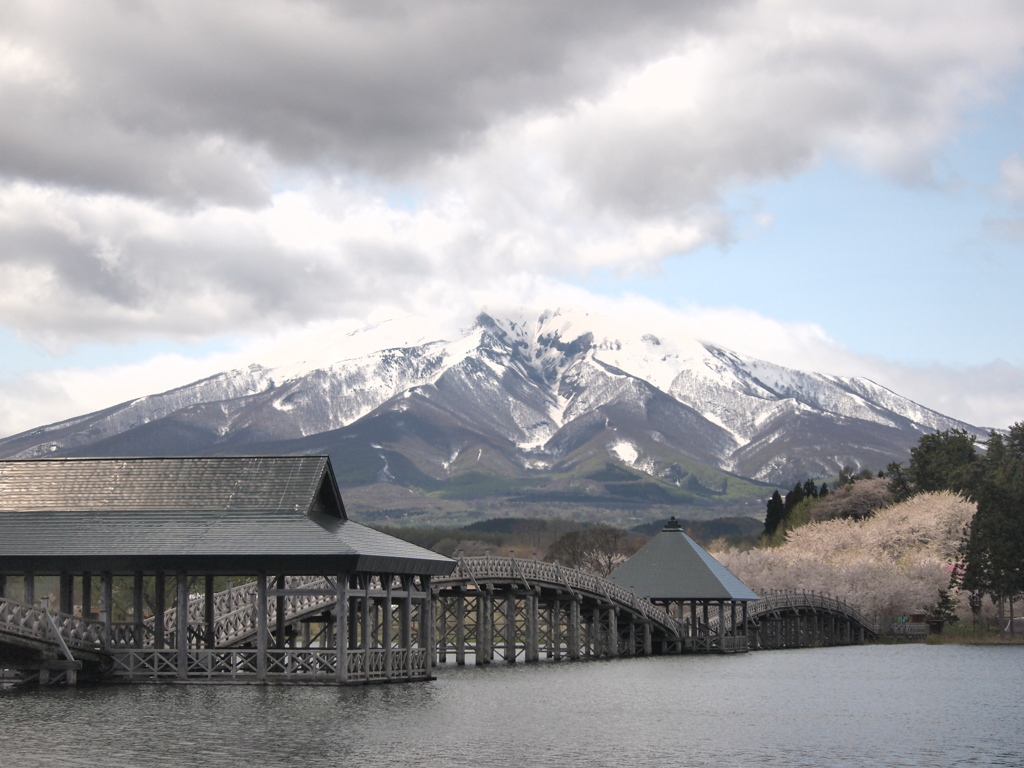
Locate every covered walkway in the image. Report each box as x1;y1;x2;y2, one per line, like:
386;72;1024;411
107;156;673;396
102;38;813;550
0;456;453;685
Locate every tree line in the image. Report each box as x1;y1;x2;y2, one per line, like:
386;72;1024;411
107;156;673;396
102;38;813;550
761;467;880;544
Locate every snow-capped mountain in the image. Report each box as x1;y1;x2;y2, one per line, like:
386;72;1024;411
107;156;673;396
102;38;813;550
0;310;980;519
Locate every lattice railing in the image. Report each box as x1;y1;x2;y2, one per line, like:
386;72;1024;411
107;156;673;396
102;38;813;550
0;597;105;652
106;647;431;681
143;574;337;648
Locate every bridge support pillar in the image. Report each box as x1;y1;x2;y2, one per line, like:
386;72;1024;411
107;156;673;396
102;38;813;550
384;576;393;681
336;571;348;683
503;593;516;663
690;601;697;649
203;575;214;649
402;576;414;678
717;600;725;652
436;596;447;664
59;572;72;614
525;593;539;662
423;575;435;676
608;608;618;656
455;590;466;665
275;575;287;650
153;573;164;649
550;599;562;660
178;571;191;680
568;599;580;660
361;577;372;678
136;572;147;649
101;571;113;652
477;589;492;665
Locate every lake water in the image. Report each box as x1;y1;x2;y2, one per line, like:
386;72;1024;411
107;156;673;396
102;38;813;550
1;644;1021;768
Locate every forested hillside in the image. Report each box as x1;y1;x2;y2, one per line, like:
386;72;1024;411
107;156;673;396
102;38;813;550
715;492;973;622
717;423;1024;630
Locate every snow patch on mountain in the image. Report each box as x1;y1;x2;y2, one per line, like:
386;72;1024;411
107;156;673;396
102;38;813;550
611;441;639;464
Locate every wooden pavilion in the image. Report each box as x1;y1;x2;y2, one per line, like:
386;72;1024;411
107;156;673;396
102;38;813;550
607;516;759;652
0;456;454;684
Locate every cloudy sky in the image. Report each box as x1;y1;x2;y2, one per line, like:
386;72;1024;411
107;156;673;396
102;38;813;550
2;0;1023;437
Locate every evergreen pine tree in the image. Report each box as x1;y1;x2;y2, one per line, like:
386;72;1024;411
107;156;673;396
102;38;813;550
763;490;785;537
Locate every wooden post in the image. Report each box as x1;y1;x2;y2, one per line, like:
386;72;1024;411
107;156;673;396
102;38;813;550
401;576;413;679
100;571;113;651
692;598;700;647
568;598;580;660
608;608;618;656
455;589;466;666
134;572;145;648
59;572;73;614
204;575;215;649
702;601;710;652
336;572;348;684
153;573;165;649
477;589;491;665
348;577;359;651
552;599;562;661
742;602;749;650
422;575;433;678
504;593;517;663
23;573;34;605
176;572;189;679
361;576;372;680
384;576;393;680
275;574;286;650
526;593;539;662
256;573;268;682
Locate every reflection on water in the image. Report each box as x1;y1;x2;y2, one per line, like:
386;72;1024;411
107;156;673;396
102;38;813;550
1;645;1021;768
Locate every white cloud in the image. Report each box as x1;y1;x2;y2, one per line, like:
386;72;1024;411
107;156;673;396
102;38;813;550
997;154;1024;203
1;1;1024;436
0;1;1022;344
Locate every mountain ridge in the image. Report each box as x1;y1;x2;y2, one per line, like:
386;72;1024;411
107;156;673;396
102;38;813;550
0;309;981;526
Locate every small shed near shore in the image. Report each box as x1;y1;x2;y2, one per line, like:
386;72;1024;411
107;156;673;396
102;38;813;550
0;456;454;685
608;516;758;651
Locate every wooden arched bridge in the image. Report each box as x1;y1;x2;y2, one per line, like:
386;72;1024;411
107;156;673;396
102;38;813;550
1;558;878;686
707;590;878;650
433;555;682;663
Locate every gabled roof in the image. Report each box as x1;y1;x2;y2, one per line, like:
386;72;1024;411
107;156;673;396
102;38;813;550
0;456;453;576
0;455;344;516
607;517;758;601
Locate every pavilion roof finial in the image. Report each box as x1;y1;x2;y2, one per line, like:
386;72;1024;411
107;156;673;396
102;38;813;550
663;516;683;532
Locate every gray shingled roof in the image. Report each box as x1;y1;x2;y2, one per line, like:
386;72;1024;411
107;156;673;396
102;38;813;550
0;457;453;576
607;517;759;601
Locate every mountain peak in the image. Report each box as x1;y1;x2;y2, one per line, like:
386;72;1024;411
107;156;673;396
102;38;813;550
0;310;981;505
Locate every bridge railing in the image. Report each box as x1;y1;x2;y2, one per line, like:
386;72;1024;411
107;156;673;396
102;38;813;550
733;590;879;636
439;556;678;633
0;597;105;652
146;574;334;647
